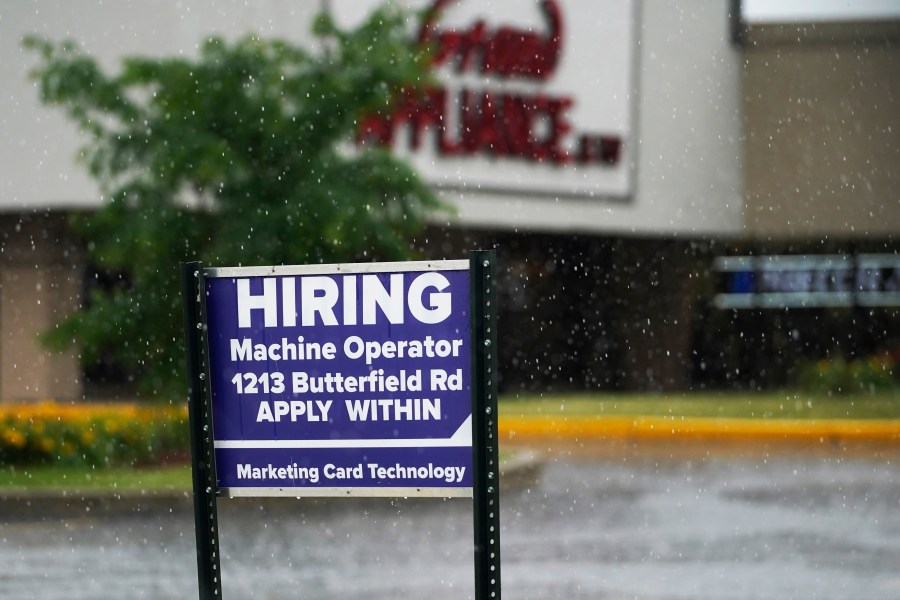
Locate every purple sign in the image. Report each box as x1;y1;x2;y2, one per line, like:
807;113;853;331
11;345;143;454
203;261;472;497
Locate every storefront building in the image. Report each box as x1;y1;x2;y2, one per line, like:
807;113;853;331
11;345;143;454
699;16;900;391
0;1;896;400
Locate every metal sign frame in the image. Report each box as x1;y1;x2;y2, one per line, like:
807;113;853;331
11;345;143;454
203;259;473;499
181;250;500;600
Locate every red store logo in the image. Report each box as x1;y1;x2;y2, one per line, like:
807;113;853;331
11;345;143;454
358;0;622;167
419;0;563;80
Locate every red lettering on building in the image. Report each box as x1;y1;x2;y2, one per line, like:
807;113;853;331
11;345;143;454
357;0;623;168
419;0;563;80
359;88;601;165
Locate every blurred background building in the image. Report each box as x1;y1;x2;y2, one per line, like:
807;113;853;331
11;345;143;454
0;0;897;401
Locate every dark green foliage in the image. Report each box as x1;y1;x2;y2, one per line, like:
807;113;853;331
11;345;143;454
796;354;900;395
25;8;444;399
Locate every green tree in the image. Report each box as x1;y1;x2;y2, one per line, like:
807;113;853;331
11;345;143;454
25;8;443;400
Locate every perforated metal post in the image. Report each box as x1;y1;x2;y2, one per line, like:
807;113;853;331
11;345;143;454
181;261;223;600
471;250;501;600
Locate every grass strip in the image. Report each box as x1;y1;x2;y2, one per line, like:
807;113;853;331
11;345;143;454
0;464;192;492
500;391;900;420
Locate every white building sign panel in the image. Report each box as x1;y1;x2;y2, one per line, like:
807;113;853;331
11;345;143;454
338;0;636;199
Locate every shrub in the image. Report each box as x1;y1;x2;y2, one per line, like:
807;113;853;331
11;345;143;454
0;401;189;467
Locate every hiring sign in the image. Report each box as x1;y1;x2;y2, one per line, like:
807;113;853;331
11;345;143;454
202;260;472;497
183;254;500;600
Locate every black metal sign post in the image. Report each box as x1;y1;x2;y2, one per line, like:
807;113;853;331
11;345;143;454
471;250;501;600
181;261;223;600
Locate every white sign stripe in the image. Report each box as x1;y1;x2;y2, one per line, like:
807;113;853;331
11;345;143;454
222;486;473;499
215;438;468;449
206;259;468;278
215;414;473;450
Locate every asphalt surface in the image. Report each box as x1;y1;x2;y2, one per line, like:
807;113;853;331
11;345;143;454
2;443;899;600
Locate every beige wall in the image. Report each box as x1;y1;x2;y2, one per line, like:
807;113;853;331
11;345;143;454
0;215;82;402
743;21;900;239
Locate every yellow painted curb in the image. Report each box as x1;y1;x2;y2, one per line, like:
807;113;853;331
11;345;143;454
499;415;900;444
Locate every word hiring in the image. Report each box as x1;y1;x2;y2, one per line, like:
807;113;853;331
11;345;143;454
236;272;452;329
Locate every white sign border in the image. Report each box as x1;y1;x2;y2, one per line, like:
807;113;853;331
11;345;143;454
203;258;473;499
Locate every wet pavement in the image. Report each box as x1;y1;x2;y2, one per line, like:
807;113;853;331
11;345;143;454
2;449;899;599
